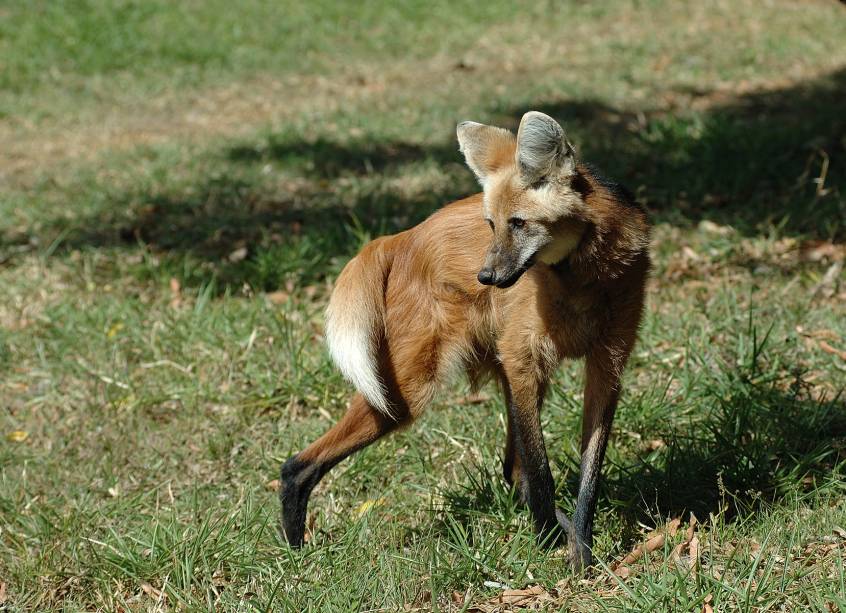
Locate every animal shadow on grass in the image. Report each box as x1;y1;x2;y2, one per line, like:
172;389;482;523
13;66;843;292
436;349;846;553
32;166;471;292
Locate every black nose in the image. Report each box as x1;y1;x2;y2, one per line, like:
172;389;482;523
477;268;496;285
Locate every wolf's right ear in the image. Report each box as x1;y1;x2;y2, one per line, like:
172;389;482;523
456;121;515;185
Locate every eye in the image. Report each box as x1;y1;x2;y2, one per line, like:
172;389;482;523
486;218;495;231
508;217;526;229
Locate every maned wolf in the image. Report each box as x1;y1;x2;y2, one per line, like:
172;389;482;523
280;111;650;569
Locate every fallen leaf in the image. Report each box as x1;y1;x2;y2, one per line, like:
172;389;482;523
169;277;182;308
6;431;28;443
266;479;281;492
833;526;846;540
689;534;700;576
671;514;700;568
107;485;120;498
106;322;124;338
140;582;164;600
703;593;714;613
613;533;666;574
614;565;631;579
612;517;683;577
646;439;666;451
800;240;845;262
686;513;698;542
646;517;681;540
266;291;290;305
819;340;846;361
0;581;6;605
682;246;700;260
796;326;839;341
812;261;843;299
354;498;386;517
698;220;734;236
496;585;546;605
228;247;248;262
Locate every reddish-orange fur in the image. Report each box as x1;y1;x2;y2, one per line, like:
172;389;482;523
280;113;650;569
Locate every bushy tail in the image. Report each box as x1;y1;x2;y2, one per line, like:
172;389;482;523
324;239;394;416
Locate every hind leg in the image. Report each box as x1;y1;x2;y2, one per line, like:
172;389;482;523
280;393;409;547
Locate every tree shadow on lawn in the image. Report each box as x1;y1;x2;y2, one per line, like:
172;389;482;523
14;66;844;292
227;138;462;179
21;139;472;291
494;65;844;241
437;363;846;552
103;173;471;291
223;64;845;241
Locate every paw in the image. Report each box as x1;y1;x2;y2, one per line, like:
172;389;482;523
555;510;592;570
279;457;309;547
279;483;307;547
279;519;305;548
568;542;592;571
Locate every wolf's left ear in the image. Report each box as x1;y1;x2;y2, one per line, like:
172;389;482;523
457;121;515;185
516;111;575;185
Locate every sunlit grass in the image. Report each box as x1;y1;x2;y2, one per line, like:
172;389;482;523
1;0;845;610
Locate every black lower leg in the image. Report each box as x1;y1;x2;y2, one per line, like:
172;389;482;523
278;394;405;547
571;393;617;568
502;440;516;487
279;454;329;547
503;410;523;495
509;401;561;546
570;427;610;565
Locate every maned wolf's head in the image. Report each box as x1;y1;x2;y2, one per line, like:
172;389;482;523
457;112;586;288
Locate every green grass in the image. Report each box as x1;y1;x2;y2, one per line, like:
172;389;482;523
1;0;846;610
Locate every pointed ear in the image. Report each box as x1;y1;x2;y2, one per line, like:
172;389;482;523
456;121;515;185
515;111;575;185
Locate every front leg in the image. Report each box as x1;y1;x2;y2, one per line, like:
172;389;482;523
568;346;626;569
502;400;527;502
502;376;562;546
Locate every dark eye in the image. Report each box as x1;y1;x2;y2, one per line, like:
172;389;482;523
486;219;495;231
509;218;525;229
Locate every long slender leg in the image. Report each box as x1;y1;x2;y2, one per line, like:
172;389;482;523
497;364;526;500
502;375;562;545
502;390;525;499
569;347;624;569
280;393;408;546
